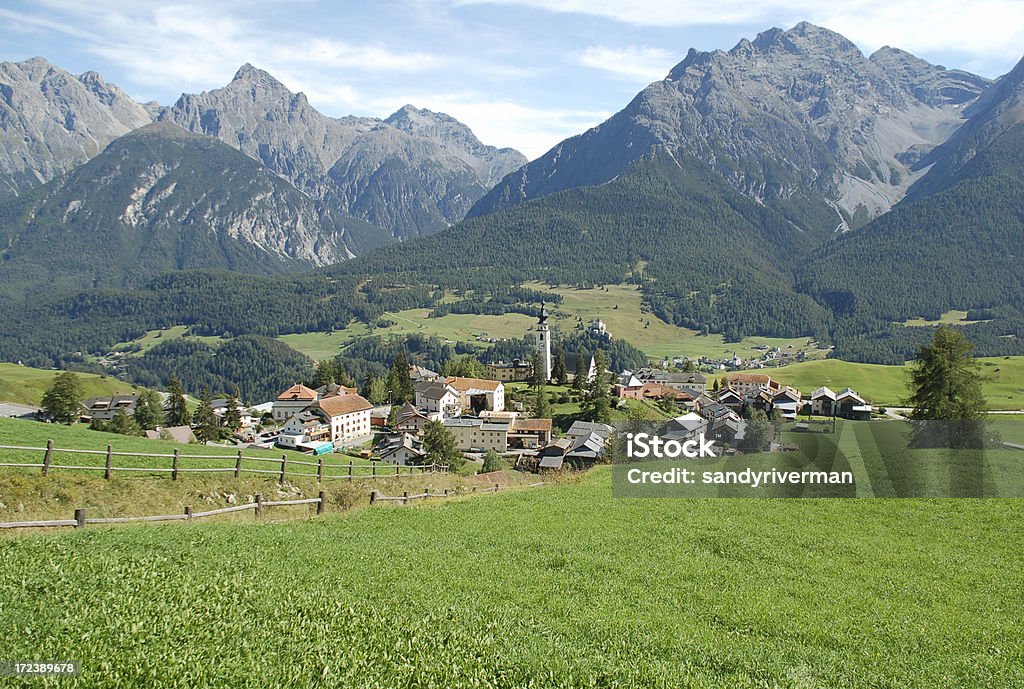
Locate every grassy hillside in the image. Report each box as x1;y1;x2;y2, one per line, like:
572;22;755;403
710;357;1024;409
1;469;1021;687
0;363;141;407
279;282;830;363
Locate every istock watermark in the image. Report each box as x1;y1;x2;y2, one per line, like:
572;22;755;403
608;419;1021;498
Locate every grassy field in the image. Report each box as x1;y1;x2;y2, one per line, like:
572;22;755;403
0;467;1020;687
900;309;988;326
0;417;394;501
275;283;830;363
709;357;1024;409
0;363;143;407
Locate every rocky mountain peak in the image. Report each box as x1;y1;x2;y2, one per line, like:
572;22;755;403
471;23;991;226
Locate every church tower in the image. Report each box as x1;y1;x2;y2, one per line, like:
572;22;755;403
535;301;552;382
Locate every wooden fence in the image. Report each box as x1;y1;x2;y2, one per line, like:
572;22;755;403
0;492;324;530
0;441;448;482
370;481;543;506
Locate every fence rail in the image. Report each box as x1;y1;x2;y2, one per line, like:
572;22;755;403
369;482;544;506
0;441;448;482
0;491;325;530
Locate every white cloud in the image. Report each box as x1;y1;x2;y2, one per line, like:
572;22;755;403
10;1;447;95
576;45;675;82
455;0;1024;73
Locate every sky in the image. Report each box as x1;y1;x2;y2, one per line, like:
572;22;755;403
2;1;1023;159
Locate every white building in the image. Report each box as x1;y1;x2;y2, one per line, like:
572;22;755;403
273;384;319;422
535;302;552;382
414;381;461;420
310;393;373;445
446;377;505;414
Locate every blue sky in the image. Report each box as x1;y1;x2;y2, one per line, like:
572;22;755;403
2;0;1023;159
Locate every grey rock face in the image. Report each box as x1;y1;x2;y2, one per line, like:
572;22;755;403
160;65;526;238
0;123;382;296
0;57;153;198
471;23;991;227
907;53;1024;198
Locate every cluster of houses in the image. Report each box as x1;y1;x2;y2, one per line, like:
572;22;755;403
614;370;874;423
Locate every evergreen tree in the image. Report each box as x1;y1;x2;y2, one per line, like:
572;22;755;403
164;375;190;427
481;449;505;473
552;345;568;385
108;406;142;436
908;327;987;448
586;351;612;424
387;352;415;404
223;386;243;433
312;359;338;389
132;388;163;430
571;346;589;395
422;420;464;472
362;373;388;405
742;409;774;452
192;386;220;444
41;371;85;425
442;355;486;379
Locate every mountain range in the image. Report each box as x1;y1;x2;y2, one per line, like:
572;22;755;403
0;22;1022;368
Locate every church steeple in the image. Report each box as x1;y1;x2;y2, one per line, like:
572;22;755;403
534;301;552;382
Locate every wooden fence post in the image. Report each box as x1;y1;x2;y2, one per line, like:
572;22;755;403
104;444;113;480
185;506;193;520
74;508;86;528
172;449;180;481
403;491;409;504
317;490;326;515
280;454;288;483
235;450;243;479
395;463;400;477
317;454;324;483
370;490;378;506
348;460;353;482
42;439;53;476
495;483;500;492
255;493;263;518
372;463;376;478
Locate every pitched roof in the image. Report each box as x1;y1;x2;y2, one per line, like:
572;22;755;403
512;418;553;432
811;386;836;400
314;393;372;417
277;384;318;402
416;381;457;400
446;376;501;392
726;373;777;386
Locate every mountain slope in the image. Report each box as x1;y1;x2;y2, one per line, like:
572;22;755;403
160;65;526;239
796;87;1024;325
470;23;989;230
0;57;153;198
0;122;382;298
333;146;833;340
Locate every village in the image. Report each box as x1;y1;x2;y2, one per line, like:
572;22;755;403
46;306;875;475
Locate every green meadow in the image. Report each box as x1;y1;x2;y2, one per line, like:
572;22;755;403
0;363;142;407
718;357;1024;409
0;466;1021;687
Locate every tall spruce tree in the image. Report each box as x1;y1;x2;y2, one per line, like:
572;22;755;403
586;351;612;424
552;345;568;385
908;327;987;448
132;389;163;431
422;420;464;471
164;375;190;427
192;386;220;444
387;352;415;404
41;371;85;425
223;386;243;433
